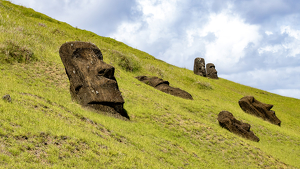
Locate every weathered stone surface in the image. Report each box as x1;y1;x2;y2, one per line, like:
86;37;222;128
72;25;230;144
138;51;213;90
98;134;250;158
2;94;11;102
135;76;193;100
193;57;206;77
59;41;129;119
238;96;281;126
206;63;218;79
217;111;260;142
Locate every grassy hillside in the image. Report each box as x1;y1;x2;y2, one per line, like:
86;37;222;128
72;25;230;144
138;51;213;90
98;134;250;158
0;1;299;168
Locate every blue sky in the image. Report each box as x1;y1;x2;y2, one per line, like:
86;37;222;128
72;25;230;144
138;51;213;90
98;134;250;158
9;0;300;99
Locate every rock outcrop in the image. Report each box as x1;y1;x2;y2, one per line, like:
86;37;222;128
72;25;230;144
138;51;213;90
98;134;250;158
135;76;193;100
206;63;218;79
217;111;260;142
238;96;281;126
193;57;206;77
59;41;129;119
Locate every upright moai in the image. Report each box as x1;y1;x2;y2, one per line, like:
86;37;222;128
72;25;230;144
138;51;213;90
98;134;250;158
206;63;218;79
59;41;129;119
193;57;206;77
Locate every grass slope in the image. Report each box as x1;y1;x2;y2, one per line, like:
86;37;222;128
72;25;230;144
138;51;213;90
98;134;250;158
0;1;299;168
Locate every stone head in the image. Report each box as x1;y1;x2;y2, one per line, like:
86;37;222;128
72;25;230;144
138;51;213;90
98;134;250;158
59;42;128;118
193;57;206;77
217;111;259;142
135;76;169;87
238;96;281;126
135;76;193;100
206;63;218;79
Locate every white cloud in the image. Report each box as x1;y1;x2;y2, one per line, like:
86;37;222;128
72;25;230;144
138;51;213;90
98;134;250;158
10;0;138;35
258;26;300;57
111;0;180;47
112;2;262;71
281;25;300;40
265;31;273;35
258;45;282;54
200;11;261;68
111;0;207;68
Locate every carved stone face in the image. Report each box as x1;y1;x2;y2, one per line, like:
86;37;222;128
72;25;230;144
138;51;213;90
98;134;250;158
238;96;281;126
135;76;193;100
59;42;128;119
193;58;206;77
135;76;169;87
206;63;218;79
217;111;260;142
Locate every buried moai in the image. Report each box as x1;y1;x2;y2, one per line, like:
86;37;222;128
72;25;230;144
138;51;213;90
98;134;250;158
238;96;281;126
135;76;193;100
217;111;260;142
193;57;206;77
206;63;218;79
59;41;129;119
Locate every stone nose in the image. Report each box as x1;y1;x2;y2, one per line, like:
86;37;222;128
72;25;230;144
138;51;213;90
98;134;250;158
265;104;273;110
96;62;115;79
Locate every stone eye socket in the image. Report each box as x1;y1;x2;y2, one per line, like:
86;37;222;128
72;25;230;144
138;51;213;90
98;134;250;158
73;53;81;59
98;68;114;79
98;69;106;76
75;85;83;94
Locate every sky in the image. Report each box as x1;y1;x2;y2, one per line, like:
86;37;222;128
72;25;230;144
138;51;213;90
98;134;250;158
9;0;300;99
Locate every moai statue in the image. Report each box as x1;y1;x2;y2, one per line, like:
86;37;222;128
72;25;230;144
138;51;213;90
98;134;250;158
217;111;260;142
135;76;193;100
193;57;206;77
59;41;129;119
206;63;218;79
239;96;281;126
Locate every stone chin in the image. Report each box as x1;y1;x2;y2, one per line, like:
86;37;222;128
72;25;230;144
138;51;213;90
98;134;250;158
73;82;124;106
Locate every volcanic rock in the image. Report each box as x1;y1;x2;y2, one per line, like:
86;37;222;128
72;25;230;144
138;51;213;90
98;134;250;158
135;76;193;100
59;41;129;119
217;111;260;142
193;57;206;77
206;63;218;79
2;94;11;102
238;96;281;126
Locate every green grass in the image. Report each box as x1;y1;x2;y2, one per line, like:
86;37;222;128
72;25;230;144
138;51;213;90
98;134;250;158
0;0;299;168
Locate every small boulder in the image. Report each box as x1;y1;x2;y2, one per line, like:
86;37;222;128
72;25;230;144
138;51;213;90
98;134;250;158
2;94;11;102
238;96;281;126
217;111;259;142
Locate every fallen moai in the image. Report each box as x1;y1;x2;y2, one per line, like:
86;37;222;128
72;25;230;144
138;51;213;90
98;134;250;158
206;63;218;79
217;111;260;142
135;76;193;100
59;41;129;119
193;57;206;77
238;96;281;126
